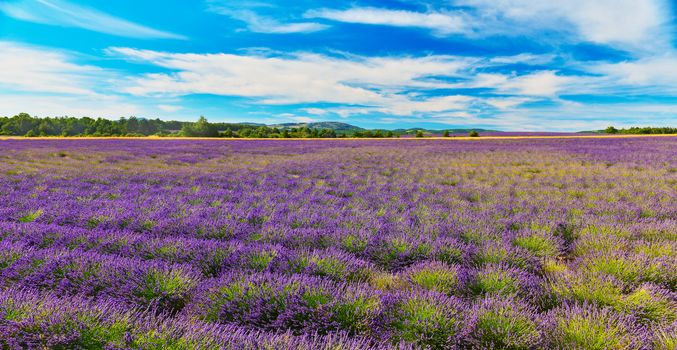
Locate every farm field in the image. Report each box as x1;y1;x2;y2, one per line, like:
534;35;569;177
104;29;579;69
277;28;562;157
0;137;676;349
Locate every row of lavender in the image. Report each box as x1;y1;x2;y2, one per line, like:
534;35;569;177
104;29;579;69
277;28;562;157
0;138;675;349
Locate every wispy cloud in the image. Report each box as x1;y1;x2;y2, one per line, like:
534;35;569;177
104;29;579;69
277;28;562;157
103;43;677;129
498;71;573;96
0;41;104;95
0;41;175;119
305;7;466;36
0;0;186;39
107;47;479;115
229;10;327;34
590;55;677;88
208;3;327;34
457;0;672;51
306;1;672;52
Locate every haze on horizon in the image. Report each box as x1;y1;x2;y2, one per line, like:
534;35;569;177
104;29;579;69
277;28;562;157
1;0;676;131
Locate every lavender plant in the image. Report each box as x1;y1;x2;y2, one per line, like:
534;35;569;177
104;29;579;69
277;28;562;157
0;136;674;348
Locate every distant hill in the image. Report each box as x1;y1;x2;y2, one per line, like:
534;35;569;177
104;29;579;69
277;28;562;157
393;128;499;135
270;123;498;134
271;122;364;132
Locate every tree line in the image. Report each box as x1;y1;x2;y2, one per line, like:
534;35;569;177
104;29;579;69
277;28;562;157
0;113;403;138
605;126;676;134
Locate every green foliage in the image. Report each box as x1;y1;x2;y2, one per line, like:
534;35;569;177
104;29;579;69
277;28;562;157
547;272;624;307
247;250;277;271
19;209;43;223
181;116;219;137
352;129;394;138
550;307;636;350
513;234;559;258
415;130;424;138
407;263;458;295
331;295;379;335
469;130;480;137
134;268;196;313
471;304;540;349
605;126;676;134
622;286;676;323
390;297;460;348
653;328;677;350
467;267;520;297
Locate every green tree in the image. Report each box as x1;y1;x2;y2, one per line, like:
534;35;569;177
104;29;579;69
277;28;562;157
181;116;219;137
443;130;450;137
415;130;424;138
605;126;619;134
468;130;479;137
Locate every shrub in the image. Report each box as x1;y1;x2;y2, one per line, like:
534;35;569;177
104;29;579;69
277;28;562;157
462;297;542;349
467;265;521;297
403;261;460;295
513;232;561;259
330;290;381;336
621;284;676;324
546;271;625;308
131;267;198;314
545;303;644;350
653;323;677;350
384;292;463;348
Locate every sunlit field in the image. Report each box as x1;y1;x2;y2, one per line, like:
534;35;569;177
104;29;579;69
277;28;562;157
1;137;675;349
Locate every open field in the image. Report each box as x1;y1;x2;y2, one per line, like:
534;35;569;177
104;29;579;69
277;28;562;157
0;137;675;349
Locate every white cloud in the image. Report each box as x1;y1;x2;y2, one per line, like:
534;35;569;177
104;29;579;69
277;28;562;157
0;41;105;95
468;73;509;88
108;47;475;115
457;0;671;51
499;71;572;96
488;54;555;65
591;55;677;87
381;95;471;115
214;9;328;34
0;0;185;39
484;97;532;110
466;71;572;96
305;7;466;35
305;1;671;52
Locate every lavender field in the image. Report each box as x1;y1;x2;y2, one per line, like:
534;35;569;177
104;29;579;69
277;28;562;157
0;137;676;349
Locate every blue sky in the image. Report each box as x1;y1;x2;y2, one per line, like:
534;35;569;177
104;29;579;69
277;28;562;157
0;0;676;130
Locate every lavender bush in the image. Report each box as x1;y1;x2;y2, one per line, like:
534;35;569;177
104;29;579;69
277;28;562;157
0;137;675;348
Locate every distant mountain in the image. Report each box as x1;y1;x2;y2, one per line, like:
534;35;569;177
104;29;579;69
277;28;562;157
271;121;364;132
227;119;507;134
268;122;503;134
392;128;499;134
